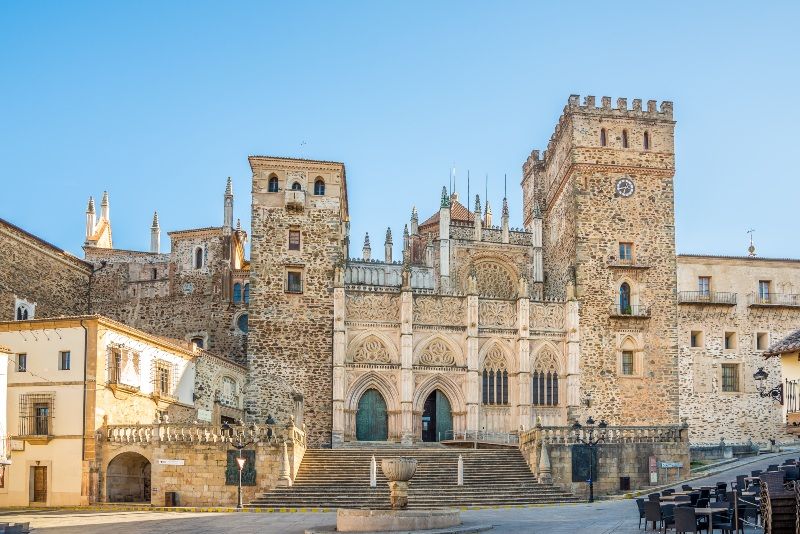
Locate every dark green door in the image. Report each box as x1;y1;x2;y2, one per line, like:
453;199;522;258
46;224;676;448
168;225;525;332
356;389;388;441
422;390;453;442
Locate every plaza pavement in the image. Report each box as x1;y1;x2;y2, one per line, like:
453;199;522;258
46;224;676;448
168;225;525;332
1;450;795;533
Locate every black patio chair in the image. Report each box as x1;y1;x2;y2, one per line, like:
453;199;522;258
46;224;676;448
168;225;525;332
699;489;711;500
689;492;700;506
696;497;709;508
636;498;646;529
648;492;662;502
662;488;676;496
750;469;762;478
682;484;693;491
644;500;662;530
674;495;692;507
767;463;779;472
674;507;706;534
734;475;747;493
660;503;676;534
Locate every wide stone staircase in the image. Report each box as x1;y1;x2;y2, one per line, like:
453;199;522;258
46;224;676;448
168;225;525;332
248;446;578;509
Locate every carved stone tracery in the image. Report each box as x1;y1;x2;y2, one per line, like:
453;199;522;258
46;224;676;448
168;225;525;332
479;300;515;328
474;262;516;299
418;339;456;367
346;293;400;323
352;335;392;364
530;302;565;330
414;296;465;326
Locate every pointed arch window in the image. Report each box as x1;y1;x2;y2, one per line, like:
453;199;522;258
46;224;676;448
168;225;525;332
481;346;509;405
194;247;204;269
600;128;607;147
532;351;559;406
313;179;325;196
622;129;629;148
16;305;28;321
233;283;242;303
619;282;632;314
291;182;302;191
643;131;650;150
268;175;279;193
243;283;250;303
620;337;638;376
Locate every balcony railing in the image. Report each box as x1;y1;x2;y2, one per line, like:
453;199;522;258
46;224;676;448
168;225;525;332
610;304;650;317
749;293;800;307
18;415;51;437
677;291;737;305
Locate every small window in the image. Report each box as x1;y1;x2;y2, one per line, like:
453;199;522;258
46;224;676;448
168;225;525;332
194;247;204;269
16;353;27;372
191;337;204;349
291;182;302;191
600;128;607;146
288;230;301;251
155;362;172;396
619;282;632;314
621;350;634;375
15;305;28;321
236;313;248;333
757;332;769;351
724;332;737;350
759;280;771;303
151;268;157;280
313;179;325;196
233;283;242;303
721;363;740;392
58;351;71;371
287;271;303;293
643;131;650;150
268;175;279;193
690;331;703;348
618;242;633;262
109;349;122;383
243;283;250;304
622;129;629;148
698;276;711;296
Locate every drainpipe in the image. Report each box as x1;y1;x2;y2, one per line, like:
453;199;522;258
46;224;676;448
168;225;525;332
80;320;89;462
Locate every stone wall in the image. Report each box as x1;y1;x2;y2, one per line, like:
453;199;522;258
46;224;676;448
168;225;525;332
98;422;305;506
247;157;348;447
0;218;90;320
521;424;690;497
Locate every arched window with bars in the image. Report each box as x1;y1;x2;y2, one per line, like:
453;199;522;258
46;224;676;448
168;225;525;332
481;345;509;405
532;349;560;406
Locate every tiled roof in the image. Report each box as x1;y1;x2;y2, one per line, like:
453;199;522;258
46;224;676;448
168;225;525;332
248;155;345;166
765;329;800;357
420;200;475;228
678;254;800;264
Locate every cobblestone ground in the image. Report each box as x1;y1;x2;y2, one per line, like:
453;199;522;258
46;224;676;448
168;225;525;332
2;451;793;533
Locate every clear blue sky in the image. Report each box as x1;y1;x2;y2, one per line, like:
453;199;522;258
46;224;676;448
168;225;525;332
2;1;798;260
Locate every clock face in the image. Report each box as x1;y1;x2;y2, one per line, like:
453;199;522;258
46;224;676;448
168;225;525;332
616;177;635;197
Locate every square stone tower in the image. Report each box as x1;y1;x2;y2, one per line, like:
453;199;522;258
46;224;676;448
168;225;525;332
247;156;349;446
522;95;679;426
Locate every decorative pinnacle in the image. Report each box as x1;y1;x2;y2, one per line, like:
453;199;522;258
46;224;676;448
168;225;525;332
236;218;241;231
411;206;418;220
87;196;95;213
747;229;756;257
225;176;233;196
151;211;160;228
440;187;450;208
363;232;371;249
502;197;509;218
485;200;492;215
385;227;392;244
403;224;409;237
101;191;109;206
474;194;481;214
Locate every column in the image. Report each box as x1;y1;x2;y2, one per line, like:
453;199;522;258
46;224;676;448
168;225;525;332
466;285;480;433
332;285;347;447
400;288;414;444
565;299;581;410
516;287;531;433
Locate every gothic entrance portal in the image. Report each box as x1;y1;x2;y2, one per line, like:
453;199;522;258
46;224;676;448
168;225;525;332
356;388;389;441
422;390;453;442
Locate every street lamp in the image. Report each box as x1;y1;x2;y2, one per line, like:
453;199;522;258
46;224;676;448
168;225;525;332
753;367;784;405
572;416;608;503
222;420;257;509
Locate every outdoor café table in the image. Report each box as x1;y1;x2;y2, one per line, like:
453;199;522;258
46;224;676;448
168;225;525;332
694;507;719;531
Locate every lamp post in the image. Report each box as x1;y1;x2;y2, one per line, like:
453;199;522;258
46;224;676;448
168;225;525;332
572;416;608;503
222;420;256;509
753;367;784;405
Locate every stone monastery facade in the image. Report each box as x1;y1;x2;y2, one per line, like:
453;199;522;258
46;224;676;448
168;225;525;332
3;94;799;451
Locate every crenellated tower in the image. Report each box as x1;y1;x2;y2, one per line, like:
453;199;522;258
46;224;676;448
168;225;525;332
522;94;678;426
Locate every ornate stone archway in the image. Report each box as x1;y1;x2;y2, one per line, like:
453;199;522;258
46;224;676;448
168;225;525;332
412;374;466;441
344;371;401;442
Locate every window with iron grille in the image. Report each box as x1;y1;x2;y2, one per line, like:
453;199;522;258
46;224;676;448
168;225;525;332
288;230;301;251
152;360;176;398
108;347;140;387
622;351;635;375
18;392;54;436
721;363;740;392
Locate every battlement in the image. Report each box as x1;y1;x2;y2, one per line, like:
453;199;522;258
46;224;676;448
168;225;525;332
523;94;674;175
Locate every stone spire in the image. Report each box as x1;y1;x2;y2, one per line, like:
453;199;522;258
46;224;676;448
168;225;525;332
236;218;242;231
403;224;410;259
150;211;160;253
100;191;110;222
440;186;450;208
484;200;493;227
362;233;371;260
410;206;419;235
384;227;393;263
474;195;482;241
85;196;96;241
501;197;510;244
224;177;234;231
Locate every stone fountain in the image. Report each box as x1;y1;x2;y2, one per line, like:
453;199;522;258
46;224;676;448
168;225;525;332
309;456;467;533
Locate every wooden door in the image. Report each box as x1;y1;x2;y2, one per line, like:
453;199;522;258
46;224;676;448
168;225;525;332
434;390;453;441
356;389;388;441
33;466;47;502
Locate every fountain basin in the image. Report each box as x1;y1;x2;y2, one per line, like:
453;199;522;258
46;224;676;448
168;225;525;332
334;508;461;532
380;457;417;481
